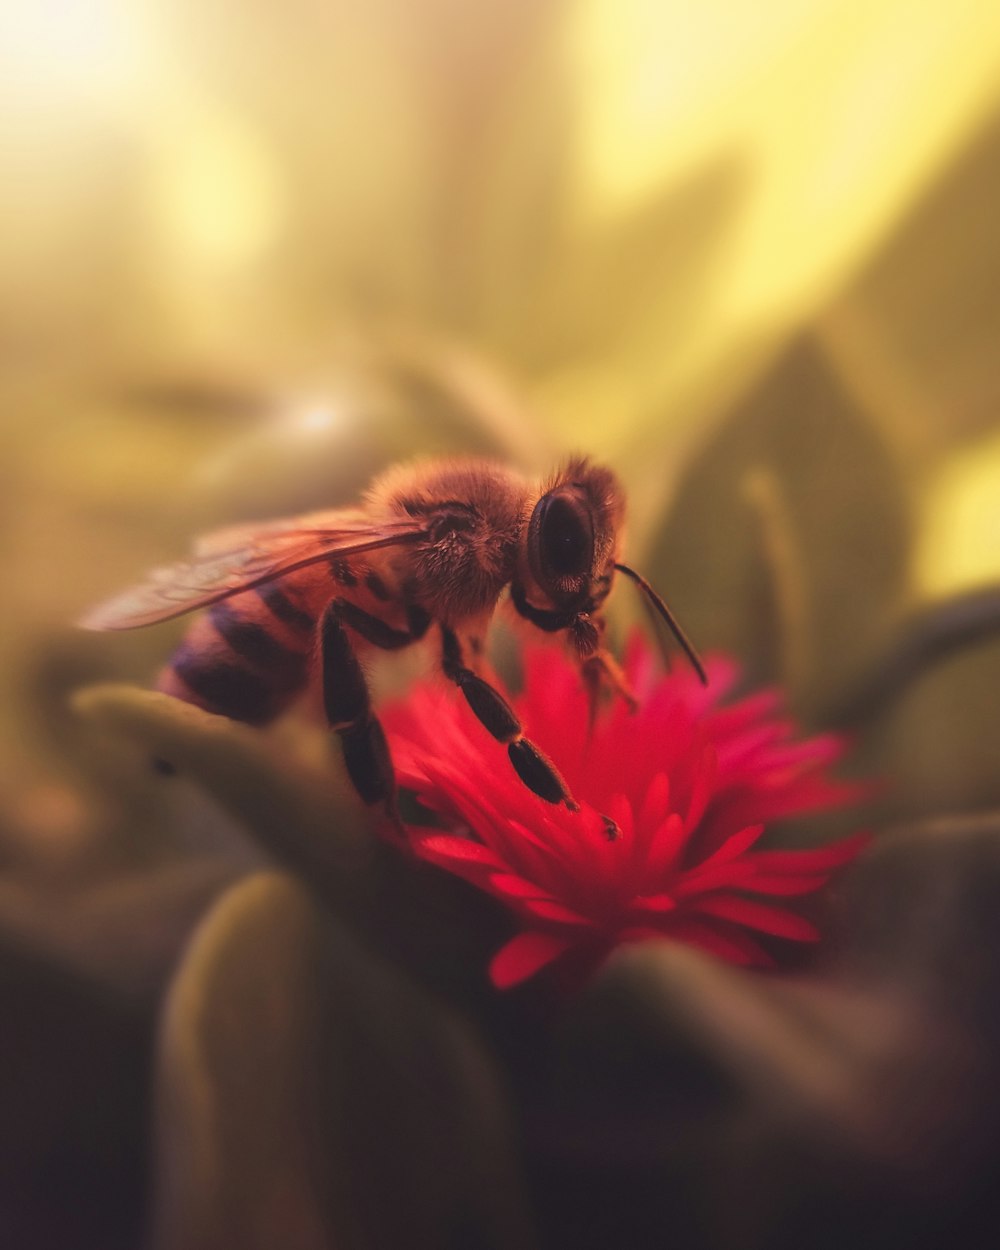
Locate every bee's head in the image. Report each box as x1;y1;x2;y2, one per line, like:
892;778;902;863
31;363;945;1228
517;458;707;684
525;458;624;611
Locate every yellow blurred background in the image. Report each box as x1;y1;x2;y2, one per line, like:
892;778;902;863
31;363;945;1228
4;0;1000;865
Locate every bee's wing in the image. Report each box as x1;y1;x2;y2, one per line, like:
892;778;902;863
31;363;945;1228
80;514;428;630
190;507;373;557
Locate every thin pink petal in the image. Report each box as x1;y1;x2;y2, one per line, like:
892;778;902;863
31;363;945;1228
750;832;870;873
759;734;847;771
636;771;671;839
606;792;635;841
520;898;591;925
617;924;676;943
665;918;775;966
642;812;689;882
715;720;793;770
489;931;575;988
672;858;760;898
695;822;766;868
406;755;508;836
706;689;782;736
414;835;506;869
684;744;717;833
488;872;553;901
630;892;677;913
692;894;820;940
739;873;829;896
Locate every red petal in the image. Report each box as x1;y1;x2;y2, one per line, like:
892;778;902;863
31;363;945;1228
405;754;508;836
758;733;846;772
672;858;759;897
750;832;870;873
617;924;674;943
415;835;507;870
715;719;792;770
606;792;634;840
521;898;591;925
630;892;677;913
706;689;781;738
636;771;671;838
492;814;568;861
684;744;717;832
740;873;829;896
489;931;575;988
412;836;511;889
691;894;820;940
488;872;552;900
665;918;775;966
695;822;766;868
643;812;689;881
710;778;866;833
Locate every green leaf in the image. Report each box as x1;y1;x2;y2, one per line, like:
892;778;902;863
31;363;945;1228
71;683;513;1007
643;334;911;720
537;814;1000;1246
0;858;242;1002
828;598;1000;823
539;923;981;1250
821;111;1000;466
149;872;536;1250
72;684;368;893
514;155;749;455
0;925;149;1250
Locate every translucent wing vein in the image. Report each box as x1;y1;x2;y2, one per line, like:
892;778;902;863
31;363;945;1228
80;516;427;630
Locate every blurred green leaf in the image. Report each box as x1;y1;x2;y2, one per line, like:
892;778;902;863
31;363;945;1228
0;859;243;1003
71;682;514;1012
645;335;911;720
510;155;749;454
817;587;1000;821
157;336;547;531
150;871;536;1250
822;105;1000;466
72;684;368;889
862;642;1000;822
0;928;150;1250
529;815;998;1250
831;809;1000;1006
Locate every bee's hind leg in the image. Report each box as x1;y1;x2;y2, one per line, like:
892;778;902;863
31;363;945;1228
440;626;578;811
320;599;430;839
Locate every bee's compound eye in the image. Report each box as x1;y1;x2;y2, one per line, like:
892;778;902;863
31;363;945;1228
531;490;594;586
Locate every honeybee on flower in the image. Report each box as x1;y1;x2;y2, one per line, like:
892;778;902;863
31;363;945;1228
81;456;703;837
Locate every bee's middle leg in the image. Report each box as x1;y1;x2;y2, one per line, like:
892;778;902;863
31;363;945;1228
320;600;430;830
440;626;578;810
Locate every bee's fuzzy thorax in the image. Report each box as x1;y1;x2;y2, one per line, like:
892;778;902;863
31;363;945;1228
370;457;532;625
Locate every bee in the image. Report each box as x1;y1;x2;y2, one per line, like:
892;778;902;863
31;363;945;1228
82;457;704;828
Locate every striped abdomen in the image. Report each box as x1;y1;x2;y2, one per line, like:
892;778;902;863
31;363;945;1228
158;578;317;725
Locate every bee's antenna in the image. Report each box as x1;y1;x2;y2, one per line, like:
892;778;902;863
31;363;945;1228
614;563;708;686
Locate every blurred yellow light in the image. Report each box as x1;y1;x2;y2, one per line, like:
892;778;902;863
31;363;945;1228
146;103;284;268
573;0;831;174
916;433;1000;597
289;402;350;436
0;0;145;103
573;0;1000;327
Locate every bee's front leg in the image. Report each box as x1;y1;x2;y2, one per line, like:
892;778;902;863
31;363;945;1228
562;610;639;727
579;647;639;723
440;626;578;810
320;599;430;836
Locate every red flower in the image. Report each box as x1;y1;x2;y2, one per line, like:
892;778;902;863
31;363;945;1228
383;636;868;989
